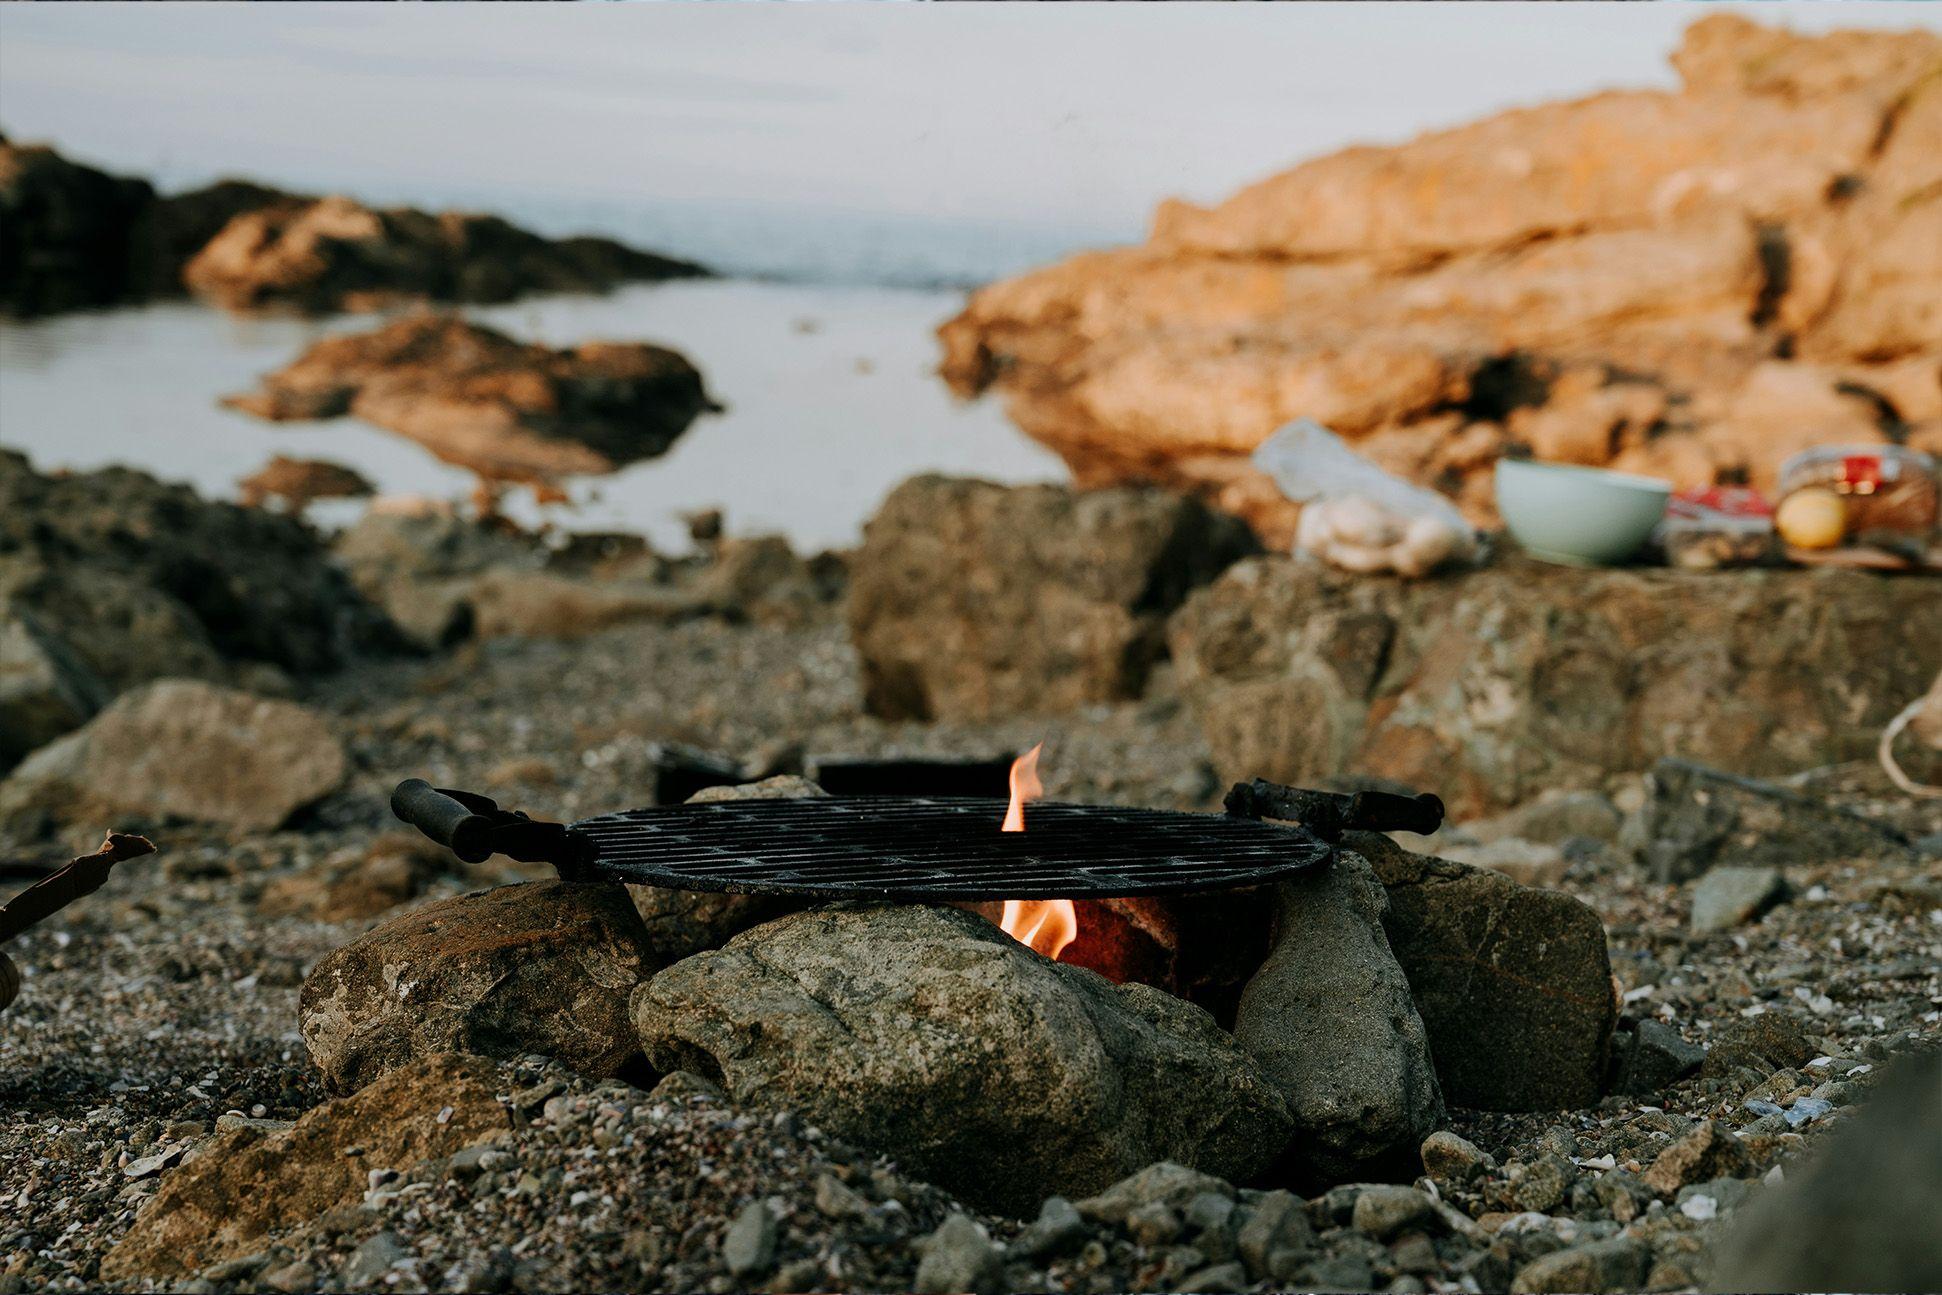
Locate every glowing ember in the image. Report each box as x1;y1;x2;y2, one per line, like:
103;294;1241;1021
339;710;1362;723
997;743;1077;959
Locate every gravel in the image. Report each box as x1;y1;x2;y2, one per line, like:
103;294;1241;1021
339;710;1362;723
4;603;1939;1293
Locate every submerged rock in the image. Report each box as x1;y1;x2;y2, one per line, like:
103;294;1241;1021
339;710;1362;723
0;680;346;832
100;1054;510;1282
225;313;718;488
1349;831;1618;1111
631;904;1294;1214
185;193;707;313
1231;852;1444;1184
299;881;656;1092
848;475;1257;722
937;17;1942;541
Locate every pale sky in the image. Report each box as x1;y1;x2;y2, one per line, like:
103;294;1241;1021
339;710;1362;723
3;2;1938;238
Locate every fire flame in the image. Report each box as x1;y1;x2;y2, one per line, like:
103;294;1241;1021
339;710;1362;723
998;743;1077;960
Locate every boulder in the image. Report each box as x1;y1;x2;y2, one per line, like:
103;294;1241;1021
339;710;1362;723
1169;555;1942;818
0;680;346;831
224;314;718;488
184;194;707;313
848;475;1257;721
1347;831;1618;1111
1624;759;1915;883
0;606;108;770
100;1054;510;1282
1706;1052;1942;1294
299;880;656;1092
631;904;1294;1214
936;18;1941;543
1231;853;1444;1184
0;135;156;316
0;450;398;690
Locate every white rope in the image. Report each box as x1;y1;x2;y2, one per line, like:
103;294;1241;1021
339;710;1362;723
1878;696;1942;798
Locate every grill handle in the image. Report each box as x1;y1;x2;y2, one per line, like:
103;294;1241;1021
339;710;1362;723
1224;779;1444;840
390;779;596;876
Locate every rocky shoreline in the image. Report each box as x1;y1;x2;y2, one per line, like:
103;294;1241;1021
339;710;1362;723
3;452;1939;1294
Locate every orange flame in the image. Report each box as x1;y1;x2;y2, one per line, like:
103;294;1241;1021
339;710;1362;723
997;743;1077;960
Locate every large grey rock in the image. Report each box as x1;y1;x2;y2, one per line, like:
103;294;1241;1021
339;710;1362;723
1349;832;1619;1111
1170;556;1942;819
1706;1053;1942;1294
1624;759;1912;883
848;476;1257;722
0;606;108;769
631;904;1294;1215
1689;865;1788;935
300;881;656;1092
1232;852;1443;1184
0;680;346;831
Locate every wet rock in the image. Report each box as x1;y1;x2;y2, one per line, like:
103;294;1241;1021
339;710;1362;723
1641;1120;1754;1196
848;475;1256;722
1510;1235;1650;1294
720;1200;779;1279
625;777;827;960
0;135;157;316
1707;1052;1942;1294
0;450;397;688
184;194;706;314
1689;865;1789;934
937;19;1940;541
100;1054;510;1281
300;881;656;1092
1420;1131;1494;1186
0;605;108;770
226;314;716;489
913;1214;1003;1295
1231;851;1444;1183
1172;558;1942;819
1606;1019;1707;1096
1349;832;1618;1111
1626;759;1914;882
1700;1011;1818;1079
633;906;1293;1215
0;680;346;831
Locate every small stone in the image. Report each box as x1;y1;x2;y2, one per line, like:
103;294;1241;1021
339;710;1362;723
1508;1235;1650;1293
649;1070;727;1105
200;1254;268;1282
1591;1169;1650;1223
1178;1260;1248;1293
1421;1130;1494;1185
913;1214;1003;1295
1125;1201;1183;1247
721;1200;779;1279
1702;1012;1817;1079
1607;1020;1707;1095
340;1231;407;1287
813;1173;870;1219
1015;1196;1087;1261
1184;1191;1236;1237
1075;1161;1234;1225
1642;1120;1754;1196
1497;1153;1576;1214
1237;1189;1313;1278
1690;866;1788;935
1352;1185;1439;1241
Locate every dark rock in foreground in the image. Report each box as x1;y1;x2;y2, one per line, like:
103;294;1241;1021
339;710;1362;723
632;904;1294;1215
299;881;657;1092
1171;555;1942;818
225;313;718;487
849;475;1258;722
1351;831;1619;1111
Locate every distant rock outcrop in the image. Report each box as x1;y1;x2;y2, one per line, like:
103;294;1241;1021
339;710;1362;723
224;313;718;487
939;17;1942;544
0;134;707;317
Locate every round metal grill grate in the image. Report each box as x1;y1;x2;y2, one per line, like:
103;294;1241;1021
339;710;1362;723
571;795;1330;900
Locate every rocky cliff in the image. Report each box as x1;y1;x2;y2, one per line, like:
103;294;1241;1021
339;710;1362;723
939;16;1942;545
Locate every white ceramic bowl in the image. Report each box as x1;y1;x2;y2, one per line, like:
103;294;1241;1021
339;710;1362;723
1494;459;1671;566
